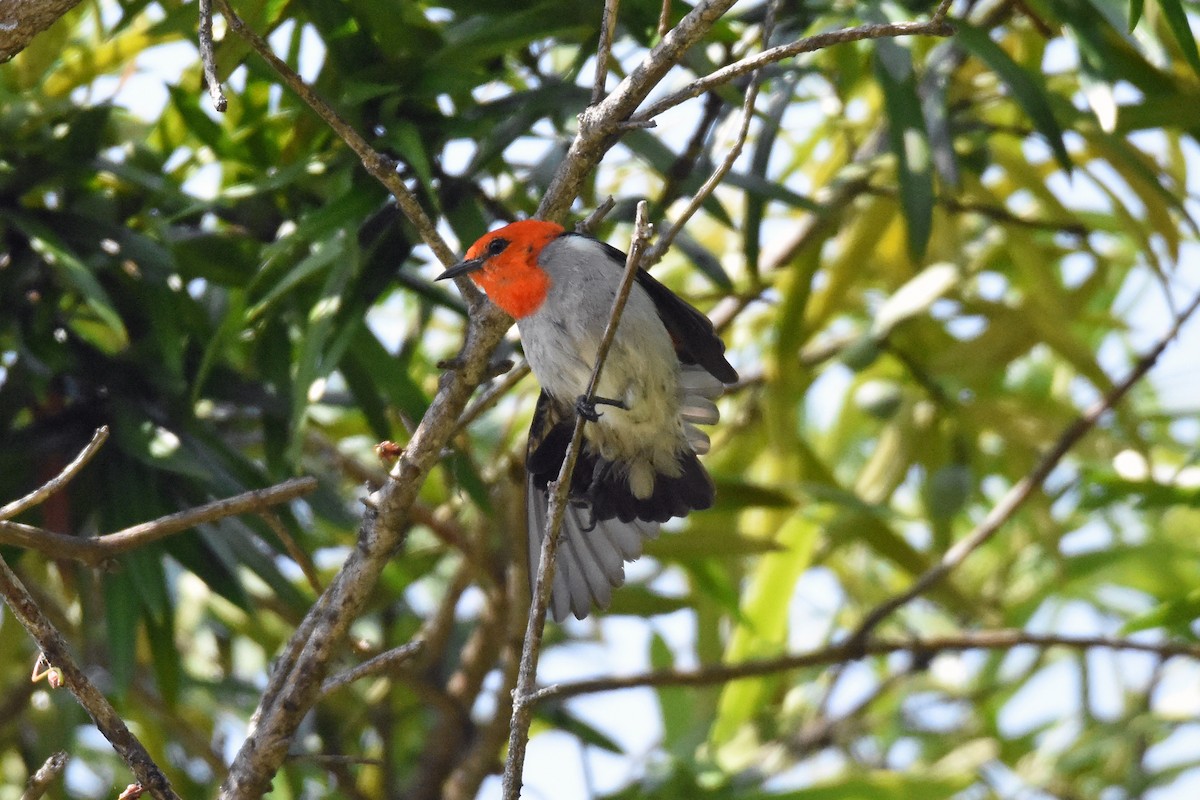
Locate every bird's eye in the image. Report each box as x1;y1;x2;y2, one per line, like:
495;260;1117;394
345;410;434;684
486;237;509;257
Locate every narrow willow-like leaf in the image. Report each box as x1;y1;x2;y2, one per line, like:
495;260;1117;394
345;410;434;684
956;22;1073;172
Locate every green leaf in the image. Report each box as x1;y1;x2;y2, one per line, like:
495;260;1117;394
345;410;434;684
604;585;693;617
673;231;734;291
711;513;818;747
1155;0;1200;76
1121;587;1200;635
875;39;934;262
537;705;624;754
4;211;129;348
1129;0;1145;29
710;478;797;511
192;291;249;405
103;571;140;697
955;22;1073;172
145;611;182;708
871;262;961;338
652;630;706;753
344;325;429;424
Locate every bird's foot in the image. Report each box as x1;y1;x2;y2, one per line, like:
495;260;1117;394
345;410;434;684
575;394;627;422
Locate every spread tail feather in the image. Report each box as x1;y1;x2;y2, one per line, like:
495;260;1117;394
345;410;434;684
527;480;659;621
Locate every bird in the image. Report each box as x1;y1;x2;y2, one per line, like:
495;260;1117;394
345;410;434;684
438;219;737;621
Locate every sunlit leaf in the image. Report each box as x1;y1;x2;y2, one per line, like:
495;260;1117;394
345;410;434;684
955;22;1073;172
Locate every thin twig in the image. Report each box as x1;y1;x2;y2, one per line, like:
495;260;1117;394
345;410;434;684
0;426;108;521
530;629;1200;703
0;478;318;566
286;754;383;766
0;556;181;800
454;362;532;434
260;511;323;594
657;0;672;37
632;18;955;124
215;0;460;271
198;0;227;111
501;201;654;799
848;284;1200;644
644;0;778;266
412;571;513;800
321;641;425;695
576;196;617;234
537;0;743;220
21;751;68;800
592;0;621;105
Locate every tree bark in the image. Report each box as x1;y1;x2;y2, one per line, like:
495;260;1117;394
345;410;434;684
0;0;82;63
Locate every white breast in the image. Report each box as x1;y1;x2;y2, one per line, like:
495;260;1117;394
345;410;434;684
517;235;684;474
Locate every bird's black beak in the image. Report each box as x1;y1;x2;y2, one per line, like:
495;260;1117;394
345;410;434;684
436;257;485;281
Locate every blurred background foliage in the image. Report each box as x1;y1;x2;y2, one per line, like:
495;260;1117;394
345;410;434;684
1;0;1199;797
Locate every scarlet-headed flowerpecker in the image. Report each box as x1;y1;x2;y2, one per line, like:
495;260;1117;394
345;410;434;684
439;219;737;620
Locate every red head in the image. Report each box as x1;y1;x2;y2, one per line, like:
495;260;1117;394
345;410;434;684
437;220;565;318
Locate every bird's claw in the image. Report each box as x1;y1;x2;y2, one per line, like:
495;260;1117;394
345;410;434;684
575;395;626;422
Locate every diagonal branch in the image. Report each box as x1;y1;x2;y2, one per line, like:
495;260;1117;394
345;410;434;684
644;0;778;266
530;629;1200;702
591;0;621;105
20;751;68;800
320;641;425;695
0;477;318;566
537;0;743;219
0;557;181;800
215;0;460;273
501;201;654;799
632;18;955;124
0;426;108;521
848;284;1200;645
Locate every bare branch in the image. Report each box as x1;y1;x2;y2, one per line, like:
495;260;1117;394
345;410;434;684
932;0;956;24
198;0;227;112
321;641;425;695
0;0;84;63
214;0;461;273
644;0;778;266
21;751;68;800
502;201;654;799
412;568;514;800
287;754;383;767
576;196;618;234
591;0;620;105
657;0;672;38
849;284;1200;644
260;510;322;594
0;477;318;566
454;362;532;434
0;426;108;521
0;556;180;800
531;630;1200;703
633;18;955;124
537;0;742;220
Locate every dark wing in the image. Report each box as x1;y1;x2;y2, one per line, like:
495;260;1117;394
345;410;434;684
634;269;738;384
525;391;659;621
560;232;738;384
